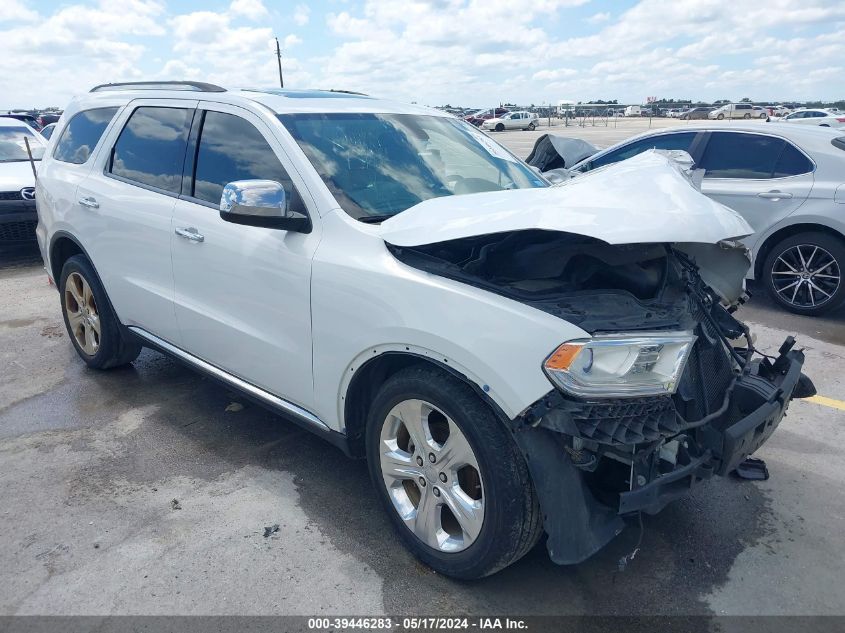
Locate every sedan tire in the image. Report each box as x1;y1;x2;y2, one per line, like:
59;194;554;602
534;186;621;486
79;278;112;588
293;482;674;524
495;123;504;132
763;232;845;316
60;255;142;368
366;365;543;579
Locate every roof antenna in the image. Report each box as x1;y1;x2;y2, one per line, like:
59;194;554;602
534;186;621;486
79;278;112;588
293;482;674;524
23;136;38;182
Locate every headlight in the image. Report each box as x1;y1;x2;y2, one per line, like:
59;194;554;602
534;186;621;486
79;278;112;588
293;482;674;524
543;331;697;398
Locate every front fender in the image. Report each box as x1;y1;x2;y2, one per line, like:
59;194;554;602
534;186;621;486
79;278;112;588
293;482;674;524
310;212;588;432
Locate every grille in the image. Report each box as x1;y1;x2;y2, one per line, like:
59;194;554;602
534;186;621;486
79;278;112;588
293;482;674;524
570;396;679;445
0;191;23;201
0;220;37;242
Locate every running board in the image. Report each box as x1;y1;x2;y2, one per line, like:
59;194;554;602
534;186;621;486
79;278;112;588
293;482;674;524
127;326;331;434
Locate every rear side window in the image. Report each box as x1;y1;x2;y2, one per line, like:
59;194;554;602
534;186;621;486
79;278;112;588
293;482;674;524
53;107;119;164
700;133;784;179
589;132;697;170
191;110;292;205
109;106;192;194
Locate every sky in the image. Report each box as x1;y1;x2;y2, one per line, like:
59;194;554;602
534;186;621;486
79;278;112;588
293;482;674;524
2;0;844;110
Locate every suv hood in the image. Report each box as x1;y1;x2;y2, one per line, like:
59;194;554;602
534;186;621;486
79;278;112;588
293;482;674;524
380;151;752;248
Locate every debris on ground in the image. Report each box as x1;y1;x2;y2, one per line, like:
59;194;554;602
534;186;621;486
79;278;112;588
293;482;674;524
263;524;280;538
734;457;769;481
225;402;244;412
170;498;182;510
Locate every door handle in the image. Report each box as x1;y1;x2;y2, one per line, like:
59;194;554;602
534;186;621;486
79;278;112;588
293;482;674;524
757;191;793;200
175;227;204;243
78;196;99;209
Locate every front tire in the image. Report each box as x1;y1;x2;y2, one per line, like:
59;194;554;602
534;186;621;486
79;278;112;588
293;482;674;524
763;232;845;316
717;113;725;120
60;255;142;368
495;123;504;132
366;365;542;579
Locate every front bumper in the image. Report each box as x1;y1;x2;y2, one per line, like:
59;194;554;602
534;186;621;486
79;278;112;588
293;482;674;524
514;336;812;565
620;340;806;514
0;199;38;243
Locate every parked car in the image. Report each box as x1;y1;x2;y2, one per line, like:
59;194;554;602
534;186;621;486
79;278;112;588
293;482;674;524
708;103;756;120
36;83;812;579
39;123;57;140
752;106;768;119
0;117;46;245
624;105;641;117
765;105;790;117
1;112;42;130
679;107;713;120
481;111;538;131
38;112;62;128
463;107;509;127
569;124;845;315
780;109;845;128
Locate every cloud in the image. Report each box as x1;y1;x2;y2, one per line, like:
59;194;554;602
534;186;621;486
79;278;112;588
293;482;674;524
586;11;610;24
1;0;845;110
0;0;38;22
293;4;310;26
229;0;269;20
163;7;311;90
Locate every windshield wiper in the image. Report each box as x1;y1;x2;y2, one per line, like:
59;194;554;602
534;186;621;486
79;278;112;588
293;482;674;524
357;214;397;224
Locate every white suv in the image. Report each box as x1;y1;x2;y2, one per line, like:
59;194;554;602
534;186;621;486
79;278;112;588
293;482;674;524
36;82;812;578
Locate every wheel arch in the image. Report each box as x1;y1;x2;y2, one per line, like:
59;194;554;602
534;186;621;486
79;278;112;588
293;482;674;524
49;231;89;283
754;222;845;279
342;349;511;459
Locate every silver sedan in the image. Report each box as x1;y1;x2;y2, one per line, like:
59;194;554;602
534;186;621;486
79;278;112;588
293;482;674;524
568;123;845;315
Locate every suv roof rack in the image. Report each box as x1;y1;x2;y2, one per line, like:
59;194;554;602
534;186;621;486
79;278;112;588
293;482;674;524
90;81;226;93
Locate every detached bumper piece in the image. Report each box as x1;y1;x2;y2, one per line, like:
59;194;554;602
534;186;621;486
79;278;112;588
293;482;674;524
516;336;812;564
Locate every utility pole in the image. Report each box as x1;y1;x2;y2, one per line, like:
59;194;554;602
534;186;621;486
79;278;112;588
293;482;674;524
274;37;284;88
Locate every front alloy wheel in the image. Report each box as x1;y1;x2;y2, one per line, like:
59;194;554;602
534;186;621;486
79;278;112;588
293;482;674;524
379;398;484;552
366;366;543;578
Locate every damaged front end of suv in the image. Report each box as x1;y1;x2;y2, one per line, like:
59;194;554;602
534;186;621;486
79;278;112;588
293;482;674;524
381;151;815;565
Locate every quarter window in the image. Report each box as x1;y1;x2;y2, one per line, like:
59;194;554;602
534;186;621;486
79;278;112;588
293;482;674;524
53;107;119;165
191;111;293;205
109;106;192;194
772;142;813;177
699;132;784;179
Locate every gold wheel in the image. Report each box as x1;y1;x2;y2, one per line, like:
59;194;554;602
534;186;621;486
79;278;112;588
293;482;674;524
64;271;101;356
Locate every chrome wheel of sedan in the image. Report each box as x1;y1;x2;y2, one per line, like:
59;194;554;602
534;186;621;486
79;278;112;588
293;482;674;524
770;244;841;309
64;271;101;356
378;398;484;553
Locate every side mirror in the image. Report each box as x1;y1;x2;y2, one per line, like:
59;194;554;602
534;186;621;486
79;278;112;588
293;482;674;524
219;180;311;233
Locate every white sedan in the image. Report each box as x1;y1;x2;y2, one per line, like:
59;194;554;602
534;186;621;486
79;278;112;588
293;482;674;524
780;109;845;128
481;111;539;131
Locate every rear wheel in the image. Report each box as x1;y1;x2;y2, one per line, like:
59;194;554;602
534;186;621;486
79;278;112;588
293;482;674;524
60;255;141;368
744;112;751;119
366;365;542;579
763;232;845;315
527;122;536;131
